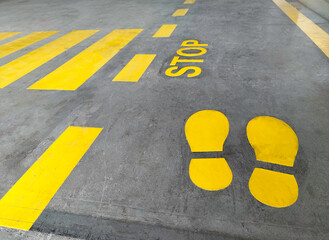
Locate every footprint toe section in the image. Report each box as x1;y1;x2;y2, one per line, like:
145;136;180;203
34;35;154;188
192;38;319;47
185;110;229;152
249;168;298;208
246;116;298;167
189;158;233;191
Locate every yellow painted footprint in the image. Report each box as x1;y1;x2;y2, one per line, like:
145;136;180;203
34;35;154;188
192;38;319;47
247;116;299;208
185;110;233;191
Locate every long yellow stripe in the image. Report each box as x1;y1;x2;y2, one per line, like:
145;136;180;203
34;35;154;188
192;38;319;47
273;0;329;58
0;126;102;230
153;25;177;38
0;30;98;88
184;0;195;4
112;54;156;82
0;31;58;58
172;9;189;16
29;29;143;91
0;32;20;41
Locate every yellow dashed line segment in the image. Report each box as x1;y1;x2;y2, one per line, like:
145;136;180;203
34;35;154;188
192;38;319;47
0;32;20;41
273;0;329;58
0;31;58;58
172;9;189;16
112;54;156;82
184;0;196;4
29;29;143;90
0;126;103;230
152;24;177;38
0;30;98;88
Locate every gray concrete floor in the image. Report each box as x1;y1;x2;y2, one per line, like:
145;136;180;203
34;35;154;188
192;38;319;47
0;0;328;239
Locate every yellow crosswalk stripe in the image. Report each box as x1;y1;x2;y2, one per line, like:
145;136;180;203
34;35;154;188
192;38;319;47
0;32;20;41
152;25;177;38
28;29;143;91
172;9;189;16
0;31;58;58
273;0;329;58
0;126;102;231
112;54;156;82
0;30;98;88
184;0;196;4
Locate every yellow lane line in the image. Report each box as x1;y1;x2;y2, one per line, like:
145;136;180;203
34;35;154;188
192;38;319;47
184;0;196;4
273;0;329;58
172;9;189;16
153;25;177;38
29;29;143;91
112;54;156;82
0;32;20;41
0;126;103;231
0;30;98;88
0;31;58;58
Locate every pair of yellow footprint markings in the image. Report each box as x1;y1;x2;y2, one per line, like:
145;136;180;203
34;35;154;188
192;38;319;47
185;110;299;208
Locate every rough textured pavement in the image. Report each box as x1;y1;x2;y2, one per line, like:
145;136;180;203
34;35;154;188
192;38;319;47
0;0;328;239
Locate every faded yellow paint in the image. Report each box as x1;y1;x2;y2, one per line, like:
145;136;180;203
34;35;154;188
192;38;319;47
0;32;20;41
273;0;329;58
112;54;155;82
185;110;229;152
152;25;177;38
184;0;196;4
29;29;143;90
249;168;298;208
0;31;58;58
0;30;97;88
189;158;232;191
247;116;298;167
172;9;189;16
0;126;102;230
170;56;203;65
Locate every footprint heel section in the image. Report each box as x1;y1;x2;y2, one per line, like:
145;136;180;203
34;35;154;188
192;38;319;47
185;110;232;191
247;116;299;208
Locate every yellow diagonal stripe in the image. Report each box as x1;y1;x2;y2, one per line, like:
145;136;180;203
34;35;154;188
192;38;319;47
29;29;143;91
273;0;329;58
0;31;58;58
153;25;177;38
112;54;156;82
0;30;98;88
0;32;20;41
172;9;189;16
184;0;196;4
0;126;103;230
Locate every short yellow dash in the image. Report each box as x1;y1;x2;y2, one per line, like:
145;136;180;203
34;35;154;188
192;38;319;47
184;0;196;4
153;25;177;38
0;31;58;58
273;0;329;58
29;29;143;91
112;54;156;82
0;30;98;88
172;9;189;16
0;32;20;41
0;126;102;231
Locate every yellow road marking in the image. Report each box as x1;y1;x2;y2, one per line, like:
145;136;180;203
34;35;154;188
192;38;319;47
184;0;195;4
172;9;189;16
112;54;156;82
189;158;233;191
0;31;58;58
185;110;232;191
152;25;177;38
247;116;299;208
273;0;329;58
0;126;102;230
0;32;20;41
0;30;98;88
29;29;143;90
